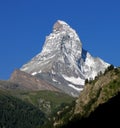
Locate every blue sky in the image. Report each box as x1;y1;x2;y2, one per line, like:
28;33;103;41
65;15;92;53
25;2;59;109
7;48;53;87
0;0;120;79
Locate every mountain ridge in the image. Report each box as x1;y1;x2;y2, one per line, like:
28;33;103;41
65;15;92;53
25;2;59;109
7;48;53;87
9;69;60;92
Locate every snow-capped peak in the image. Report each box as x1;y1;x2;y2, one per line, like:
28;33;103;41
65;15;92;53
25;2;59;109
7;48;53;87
57;20;68;25
53;20;70;32
20;20;109;97
40;20;82;62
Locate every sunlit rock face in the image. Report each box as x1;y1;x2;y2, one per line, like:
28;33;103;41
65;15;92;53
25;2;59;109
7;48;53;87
21;20;109;97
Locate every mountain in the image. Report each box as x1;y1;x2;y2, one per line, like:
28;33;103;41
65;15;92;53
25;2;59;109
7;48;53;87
49;66;120;128
20;20;109;97
9;69;60;92
0;69;59;92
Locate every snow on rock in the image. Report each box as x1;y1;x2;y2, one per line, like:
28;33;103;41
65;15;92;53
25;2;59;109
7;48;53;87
31;72;37;76
21;67;28;71
68;84;83;91
38;70;42;73
52;78;58;82
63;75;85;85
20;20;109;97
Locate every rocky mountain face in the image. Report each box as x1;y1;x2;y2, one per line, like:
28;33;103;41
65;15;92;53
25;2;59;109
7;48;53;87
9;69;59;92
20;20;109;97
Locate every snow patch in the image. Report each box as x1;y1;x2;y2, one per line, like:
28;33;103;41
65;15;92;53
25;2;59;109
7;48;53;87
31;72;37;76
52;78;58;82
51;70;56;75
21;67;28;71
39;70;42;73
58;20;69;26
48;54;55;59
68;84;83;91
63;75;85;85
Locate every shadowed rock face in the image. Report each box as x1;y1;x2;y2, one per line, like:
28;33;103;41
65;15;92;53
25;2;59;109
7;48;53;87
20;20;109;97
9;69;60;92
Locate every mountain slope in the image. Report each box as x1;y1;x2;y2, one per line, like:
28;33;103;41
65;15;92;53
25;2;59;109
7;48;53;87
59;92;120;128
48;66;120;127
75;66;120;116
9;69;59;92
0;82;75;127
0;90;46;128
0;78;74;117
13;90;75;116
20;20;109;96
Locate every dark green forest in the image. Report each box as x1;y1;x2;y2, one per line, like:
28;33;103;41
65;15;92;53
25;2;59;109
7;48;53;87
0;91;46;128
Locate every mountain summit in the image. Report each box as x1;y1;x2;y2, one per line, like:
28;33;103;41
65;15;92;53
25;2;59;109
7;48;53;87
21;20;109;97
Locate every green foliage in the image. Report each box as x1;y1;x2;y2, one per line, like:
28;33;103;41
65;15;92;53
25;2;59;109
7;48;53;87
0;91;46;128
83;88;102;116
57;93;120;128
114;68;120;75
104;64;114;75
59;114;81;128
0;89;74;128
108;64;114;70
18;90;75;116
51;67;120;128
103;78;120;100
85;79;88;84
41;101;76;128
